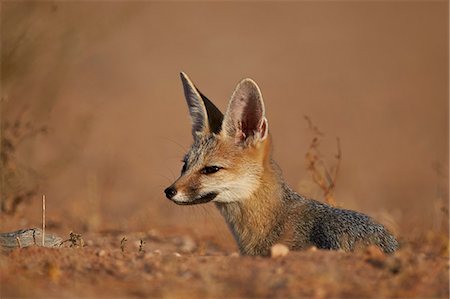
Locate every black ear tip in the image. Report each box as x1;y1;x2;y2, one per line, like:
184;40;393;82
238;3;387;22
180;71;188;80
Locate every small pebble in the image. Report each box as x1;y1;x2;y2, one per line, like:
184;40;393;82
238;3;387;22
174;236;197;253
308;246;318;252
96;249;106;257
270;243;289;258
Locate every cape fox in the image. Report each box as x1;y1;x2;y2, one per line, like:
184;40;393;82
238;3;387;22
164;72;398;256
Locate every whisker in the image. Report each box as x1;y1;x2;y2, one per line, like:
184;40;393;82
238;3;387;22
159;136;188;154
157;174;174;185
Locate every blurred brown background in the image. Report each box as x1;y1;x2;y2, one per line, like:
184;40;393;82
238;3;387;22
1;2;448;247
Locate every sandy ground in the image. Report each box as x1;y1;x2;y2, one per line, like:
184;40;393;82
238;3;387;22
1;2;448;298
1;229;449;299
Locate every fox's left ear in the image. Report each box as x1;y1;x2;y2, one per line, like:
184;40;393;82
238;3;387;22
180;72;223;139
222;78;268;146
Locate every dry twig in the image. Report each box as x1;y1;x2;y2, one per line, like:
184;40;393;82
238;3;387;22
120;236;127;253
304;116;342;206
60;231;85;248
139;239;146;253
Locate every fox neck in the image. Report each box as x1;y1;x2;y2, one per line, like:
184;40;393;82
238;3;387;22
215;137;287;256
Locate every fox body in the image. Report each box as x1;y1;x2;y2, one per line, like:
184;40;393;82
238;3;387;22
164;72;398;256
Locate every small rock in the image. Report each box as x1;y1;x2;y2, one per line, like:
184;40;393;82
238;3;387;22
96;249;106;257
270;243;289;258
173;252;182;257
174;236;197;253
229;252;240;258
308;246;318;252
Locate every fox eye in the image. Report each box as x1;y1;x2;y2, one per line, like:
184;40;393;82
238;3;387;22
200;166;222;175
181;157;188;173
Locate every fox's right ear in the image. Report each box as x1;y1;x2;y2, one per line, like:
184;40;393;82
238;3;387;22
222;78;268;146
180;72;223;139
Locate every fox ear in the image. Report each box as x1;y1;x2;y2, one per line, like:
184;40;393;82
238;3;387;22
180;72;223;138
222;78;268;145
198;90;224;135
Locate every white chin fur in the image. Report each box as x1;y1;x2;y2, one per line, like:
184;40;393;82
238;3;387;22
171;192;191;203
173;175;260;204
206;175;260;203
172;191;214;203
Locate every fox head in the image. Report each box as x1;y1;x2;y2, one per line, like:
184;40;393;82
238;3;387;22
164;72;271;205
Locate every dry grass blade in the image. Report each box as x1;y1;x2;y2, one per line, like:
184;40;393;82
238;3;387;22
42;194;46;246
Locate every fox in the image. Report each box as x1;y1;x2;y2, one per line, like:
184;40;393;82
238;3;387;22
164;72;399;256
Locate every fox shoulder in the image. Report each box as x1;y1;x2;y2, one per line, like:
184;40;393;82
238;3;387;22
282;188;398;253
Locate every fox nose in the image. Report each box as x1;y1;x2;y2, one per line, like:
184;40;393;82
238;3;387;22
164;186;177;199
